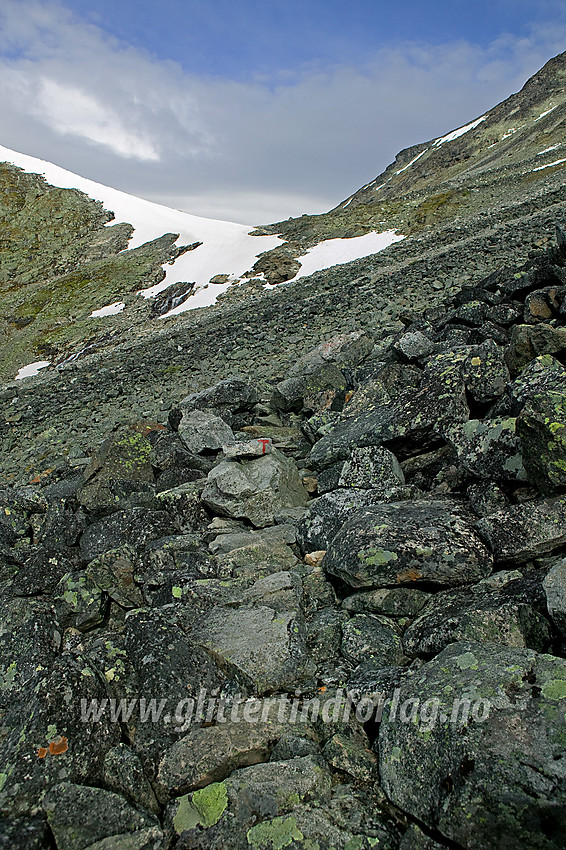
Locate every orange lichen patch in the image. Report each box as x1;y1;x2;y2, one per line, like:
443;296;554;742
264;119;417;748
29;468;54;484
37;746;48;759
130;422;167;437
396;569;422;582
318;686;327;692
48;736;68;755
344;391;354;405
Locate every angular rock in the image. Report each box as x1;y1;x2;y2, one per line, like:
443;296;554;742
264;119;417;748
172;378;258;430
42;782;159;850
309;350;470;471
379;641;566;849
0;654;119;818
496;354;566;417
324;500;492;589
202;448;309;528
461;339;509;403
156;710;312;799
54;571;107;631
78;429;155;513
123;607;226;761
392;329;434;362
341;614;405;667
271;363;348;414
297;488;404;554
289;332;374;376
177;410;234;454
505;323;566;376
403;574;551;657
103;744;160;815
445;417;526;481
466;479;508;517
476;497;566;563
79;508;176;562
343;587;431;618
85;546;143;609
543;558;566;637
517;390;566;493
197;605;316;695
222;438;273;459
338;445;405;489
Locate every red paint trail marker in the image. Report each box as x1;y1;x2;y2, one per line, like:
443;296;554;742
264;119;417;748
258;439;270;454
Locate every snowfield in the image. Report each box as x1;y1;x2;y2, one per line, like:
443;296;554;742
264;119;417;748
289;230;405;280
0;144;282;310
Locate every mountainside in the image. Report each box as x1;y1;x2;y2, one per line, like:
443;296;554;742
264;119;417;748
2;51;566;850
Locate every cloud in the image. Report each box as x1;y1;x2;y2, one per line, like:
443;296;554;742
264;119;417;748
35;79;159;160
0;0;564;223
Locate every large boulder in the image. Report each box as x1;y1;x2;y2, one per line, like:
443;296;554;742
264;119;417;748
171;378;258;430
78;428;155;514
543;558;566;638
177;410;235;454
323;500;492;590
201;448;309;527
476;497;566;563
196;604;316;695
517;390;566;493
445;417;526;481
403;571;551;657
309;348;470;471
379;641;566;849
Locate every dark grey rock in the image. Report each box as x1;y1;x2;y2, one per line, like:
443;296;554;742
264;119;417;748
338;445;405;489
79;508;177;562
341;613;405;666
379;640;566;849
78;429;155;513
323;500;492;589
461;339;510;403
343;587;431;618
543;558;566;637
173;377;258;429
517;390;566;493
196;604;316;695
42;782;160;850
476;497;566;563
403;573;551;657
445;417;526;481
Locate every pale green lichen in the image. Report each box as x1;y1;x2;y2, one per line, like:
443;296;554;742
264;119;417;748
541;679;566;700
359;549;398;567
192;781;228;827
247;815;304;849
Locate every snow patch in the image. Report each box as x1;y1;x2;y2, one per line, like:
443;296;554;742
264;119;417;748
531;158;566;172
15;361;50;380
90;301;125;318
537;144;561;155
0;144;282;311
395;148;428;175
433;116;486;147
291;230;405;280
535;106;558;121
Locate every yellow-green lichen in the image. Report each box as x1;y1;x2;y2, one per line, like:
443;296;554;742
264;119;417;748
247;815;304;849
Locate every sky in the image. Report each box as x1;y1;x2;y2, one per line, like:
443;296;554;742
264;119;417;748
0;0;565;224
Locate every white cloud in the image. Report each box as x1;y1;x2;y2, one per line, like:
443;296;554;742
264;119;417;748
0;1;565;222
36;79;159;160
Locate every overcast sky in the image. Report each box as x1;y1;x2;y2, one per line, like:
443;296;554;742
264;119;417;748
0;0;565;224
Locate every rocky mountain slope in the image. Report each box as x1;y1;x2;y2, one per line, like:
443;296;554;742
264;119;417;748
1;51;566;850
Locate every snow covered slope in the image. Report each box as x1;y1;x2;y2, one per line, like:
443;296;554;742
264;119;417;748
0;144;282;310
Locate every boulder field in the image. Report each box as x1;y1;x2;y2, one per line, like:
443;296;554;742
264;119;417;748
2;231;566;848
